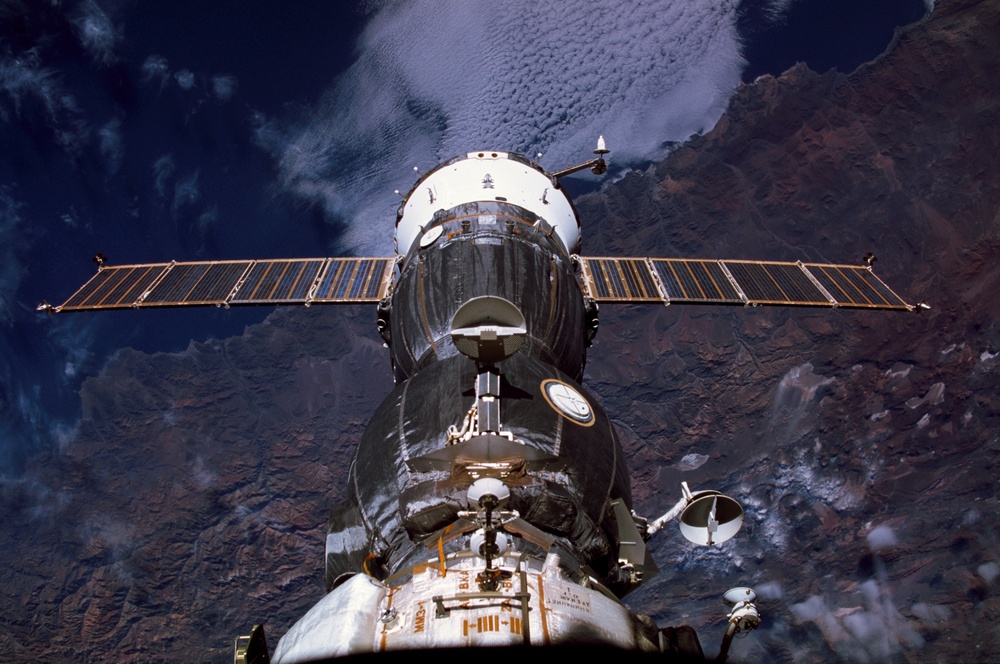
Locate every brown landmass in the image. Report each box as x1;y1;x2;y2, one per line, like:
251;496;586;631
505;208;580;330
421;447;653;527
2;0;998;661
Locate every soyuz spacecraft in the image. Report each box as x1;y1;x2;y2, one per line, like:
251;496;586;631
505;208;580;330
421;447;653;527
40;139;916;663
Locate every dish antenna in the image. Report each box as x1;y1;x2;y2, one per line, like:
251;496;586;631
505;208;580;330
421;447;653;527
450;296;526;364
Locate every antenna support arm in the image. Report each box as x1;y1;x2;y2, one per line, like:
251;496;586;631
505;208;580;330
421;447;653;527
550;135;610;179
550;156;607;179
646;482;694;537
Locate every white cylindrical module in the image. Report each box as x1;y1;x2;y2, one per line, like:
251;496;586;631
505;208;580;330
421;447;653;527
395;152;580;256
273;556;659;662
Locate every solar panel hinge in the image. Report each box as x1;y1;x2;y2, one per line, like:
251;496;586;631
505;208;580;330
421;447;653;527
797;261;838;307
574;255;595;300
643;257;671;306
304;258;330;307
717;261;750;306
224;261;257;308
134;262;176;307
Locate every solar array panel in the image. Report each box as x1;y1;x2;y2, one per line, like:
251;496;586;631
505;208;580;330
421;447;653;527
722;261;829;306
652;259;742;304
231;259;325;304
52;258;394;312
580;257;911;311
582;258;661;301
48;255;910;313
59;264;169;310
803;263;909;309
141;261;252;306
313;257;391;302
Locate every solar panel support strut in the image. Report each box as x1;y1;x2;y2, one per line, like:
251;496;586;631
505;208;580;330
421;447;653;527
797;261;838;307
717;261;750;306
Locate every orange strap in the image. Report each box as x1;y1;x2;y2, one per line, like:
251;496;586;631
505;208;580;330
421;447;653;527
363;552;377;577
437;524;454;577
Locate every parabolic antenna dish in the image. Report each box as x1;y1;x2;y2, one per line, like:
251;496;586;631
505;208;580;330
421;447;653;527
679;492;744;546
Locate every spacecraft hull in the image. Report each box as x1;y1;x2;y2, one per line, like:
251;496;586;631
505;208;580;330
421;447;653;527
275;151;669;661
324;353;633;589
394;152;581;256
275;556;659;662
386;201;591;381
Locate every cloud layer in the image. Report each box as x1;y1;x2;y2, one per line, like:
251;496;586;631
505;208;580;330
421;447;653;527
254;0;747;253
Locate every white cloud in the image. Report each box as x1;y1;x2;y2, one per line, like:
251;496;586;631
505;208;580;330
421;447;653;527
60;208;80;228
791;578;925;661
910;602;950;622
47;316;97;382
141;54;171;89
72;0;120;66
98;117;124;175
172;170;201;217
152;155;176;197
866;524;897;552
767;363;835;445
905;382;944;409
0;59;57;120
0;189;27;325
0;58;88;153
191;455;217;489
254;0;748;254
979;561;999;584
51;420;80;454
142;56;238;102
755;581;784;600
677;452;708;470
79;513;136;561
211;75;238;101
766;0;796;19
175;69;196;90
197;206;218;237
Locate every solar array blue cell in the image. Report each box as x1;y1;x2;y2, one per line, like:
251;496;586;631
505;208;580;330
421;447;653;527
804;264;908;309
723;261;829;305
232;260;324;303
652;259;742;303
140;264;205;303
313;258;391;301
61;264;169;310
60;269;116;308
621;259;659;299
586;259;611;298
186;262;251;302
584;258;660;300
142;262;250;305
349;259;375;298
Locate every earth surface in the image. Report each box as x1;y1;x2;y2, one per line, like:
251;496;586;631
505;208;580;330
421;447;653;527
3;1;997;662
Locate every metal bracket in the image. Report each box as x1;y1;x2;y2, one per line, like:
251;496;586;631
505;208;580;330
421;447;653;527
224;260;257;308
797;261;837;306
645;257;672;307
432;591;524;618
717;261;749;306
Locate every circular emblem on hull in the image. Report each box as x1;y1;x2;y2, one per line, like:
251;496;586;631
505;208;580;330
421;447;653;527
541;379;594;426
419;225;443;248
